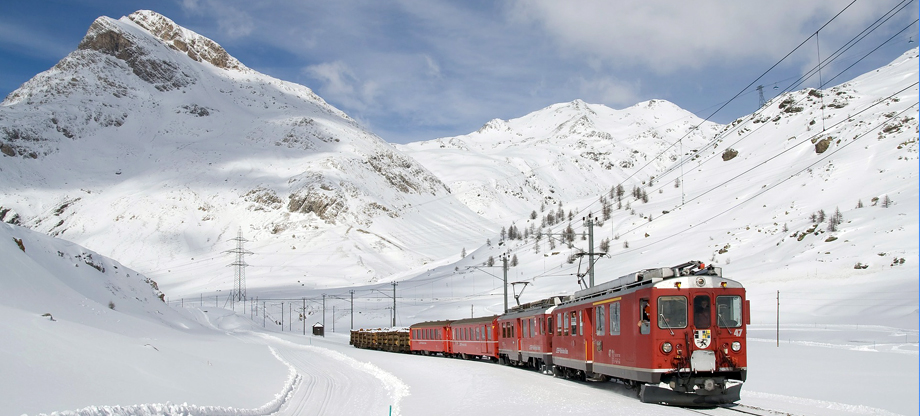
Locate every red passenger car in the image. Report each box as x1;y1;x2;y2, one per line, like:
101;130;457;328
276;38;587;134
550;261;748;406
497;297;561;372
449;316;498;360
409;320;451;356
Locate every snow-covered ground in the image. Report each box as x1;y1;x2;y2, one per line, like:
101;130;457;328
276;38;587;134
3;221;916;416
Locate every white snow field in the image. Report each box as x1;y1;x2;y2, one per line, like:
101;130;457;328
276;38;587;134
1;9;917;416
2;222;916;416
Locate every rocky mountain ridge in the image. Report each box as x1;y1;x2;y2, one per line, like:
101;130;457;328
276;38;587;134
0;10;490;292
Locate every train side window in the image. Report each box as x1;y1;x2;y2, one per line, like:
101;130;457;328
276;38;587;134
596;305;606;335
548;316;554;335
659;296;689;329
639;299;651;334
570;311;577;336
563;312;570;336
578;310;583;336
716;296;742;328
610;302;621;335
557;313;563;335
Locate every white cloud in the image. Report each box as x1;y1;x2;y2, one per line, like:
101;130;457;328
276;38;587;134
508;0;904;73
0;18;75;60
423;54;441;78
572;76;640;107
305;61;377;111
179;0;254;39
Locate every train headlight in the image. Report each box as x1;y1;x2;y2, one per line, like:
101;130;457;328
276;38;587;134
731;341;742;352
661;342;673;354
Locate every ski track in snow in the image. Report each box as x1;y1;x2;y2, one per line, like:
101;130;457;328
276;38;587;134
742;390;905;416
251;332;409;416
748;337;919;354
34;346;299;416
28;329;410;416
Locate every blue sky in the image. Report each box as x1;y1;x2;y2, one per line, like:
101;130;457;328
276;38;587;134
1;0;916;143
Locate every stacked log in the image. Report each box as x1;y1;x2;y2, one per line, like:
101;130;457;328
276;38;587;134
350;328;409;353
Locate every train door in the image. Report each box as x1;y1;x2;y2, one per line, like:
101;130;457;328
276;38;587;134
584;306;594;365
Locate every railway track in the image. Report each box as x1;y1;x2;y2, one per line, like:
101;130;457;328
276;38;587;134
683;403;800;416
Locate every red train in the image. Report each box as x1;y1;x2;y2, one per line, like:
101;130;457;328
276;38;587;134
391;261;747;406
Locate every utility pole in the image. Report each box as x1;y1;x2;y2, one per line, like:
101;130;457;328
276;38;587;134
502;253;509;313
349;290;355;331
391;282;398;327
585;216;596;287
333;306;336;332
281;302;284;332
322;294;326;330
302;298;306;335
577;216;605;289
776;290;780;347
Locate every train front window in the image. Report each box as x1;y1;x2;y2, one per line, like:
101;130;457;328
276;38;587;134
716;295;743;328
658;296;688;329
693;295;712;329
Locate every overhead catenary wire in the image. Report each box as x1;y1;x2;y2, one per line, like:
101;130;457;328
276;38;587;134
531;2;917;251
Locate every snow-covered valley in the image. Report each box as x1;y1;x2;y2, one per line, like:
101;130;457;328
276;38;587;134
0;9;917;416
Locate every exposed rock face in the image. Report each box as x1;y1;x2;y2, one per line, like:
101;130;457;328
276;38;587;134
126;11;245;71
77;16;192;91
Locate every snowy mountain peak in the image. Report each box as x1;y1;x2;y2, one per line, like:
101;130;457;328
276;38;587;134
124;10;247;72
0;10;495;288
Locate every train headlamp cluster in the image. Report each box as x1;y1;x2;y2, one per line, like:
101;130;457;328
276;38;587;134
731;341;742;352
661;342;673;354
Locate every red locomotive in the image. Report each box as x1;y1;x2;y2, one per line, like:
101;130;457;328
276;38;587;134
364;261;748;406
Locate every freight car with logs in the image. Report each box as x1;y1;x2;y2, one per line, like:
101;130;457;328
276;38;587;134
350;261;749;406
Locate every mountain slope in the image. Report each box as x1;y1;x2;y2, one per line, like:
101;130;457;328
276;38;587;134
397;98;721;223
393;49;918;329
0;223;290;414
0;11;494;293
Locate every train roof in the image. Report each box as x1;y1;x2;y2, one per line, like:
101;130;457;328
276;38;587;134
409;320;453;328
450;315;498;325
500;296;570;319
568;261;737;304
